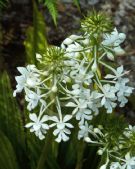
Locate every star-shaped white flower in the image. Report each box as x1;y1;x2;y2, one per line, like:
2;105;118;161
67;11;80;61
25;88;46;111
25;113;49;140
66;98;87;115
105;66;129;80
110;162;121;169
78;122;93;140
85;91;103;115
70;67;93;85
115;78;133;107
101;84;117;113
76;108;93;124
121;153;135;169
13;65;40;96
102;28;126;47
50;115;74;142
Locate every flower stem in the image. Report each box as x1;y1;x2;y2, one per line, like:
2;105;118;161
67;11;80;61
75;141;85;169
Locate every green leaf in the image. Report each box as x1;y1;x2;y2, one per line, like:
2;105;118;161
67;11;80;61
0;72;28;169
0;130;19;169
24;2;47;64
44;0;58;25
0;72;24;142
73;0;80;10
0;0;9;8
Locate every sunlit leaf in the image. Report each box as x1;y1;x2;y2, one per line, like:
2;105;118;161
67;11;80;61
24;2;47;64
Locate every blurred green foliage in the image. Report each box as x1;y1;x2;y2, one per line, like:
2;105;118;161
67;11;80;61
24;2;47;65
0;72;26;169
38;0;80;25
0;0;9;8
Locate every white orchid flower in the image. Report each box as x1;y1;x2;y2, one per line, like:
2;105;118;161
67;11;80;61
100;84;117;113
102;28;126;47
25;113;49;140
105;66;129;80
49;115;74;142
25;88;46;111
13;65;40;96
121;153;135;169
78;122;93;140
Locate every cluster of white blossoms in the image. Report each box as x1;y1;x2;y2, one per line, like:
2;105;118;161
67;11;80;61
13;25;134;143
83;124;135;169
13;12;135;168
110;153;135;169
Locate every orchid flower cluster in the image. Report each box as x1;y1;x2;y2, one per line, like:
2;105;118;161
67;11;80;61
80;121;135;169
13;13;134;168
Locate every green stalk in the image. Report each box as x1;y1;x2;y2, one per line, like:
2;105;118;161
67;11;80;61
36;130;52;169
75;141;85;169
37;72;56;169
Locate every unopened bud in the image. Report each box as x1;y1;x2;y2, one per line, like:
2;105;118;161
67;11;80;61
119;33;126;42
36;53;42;59
119;144;123;149
63;38;73;45
106;52;114;61
114;46;125;56
43;71;49;76
94;128;102;135
51;86;57;93
69;35;81;41
91;60;97;72
97;149;103;155
84;137;91;143
82;39;89;45
65;76;71;83
100;164;107;169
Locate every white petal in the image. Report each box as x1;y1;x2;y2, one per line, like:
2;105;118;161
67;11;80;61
84;109;91;115
105;74;115;79
38;132;45;140
25;122;34;128
63;115;72;122
63;38;73;45
65;123;74;128
49;116;59;122
64;128;71;134
49;123;56;128
29;113;37;122
17;67;28;75
72;89;81;95
61;132;69;142
72;107;78;115
101;97;106;106
72;84;80;89
66;102;77;107
42;123;49;130
117;65;123;74
41;115;49;122
55;134;62;143
15;76;25;84
53;129;60;136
